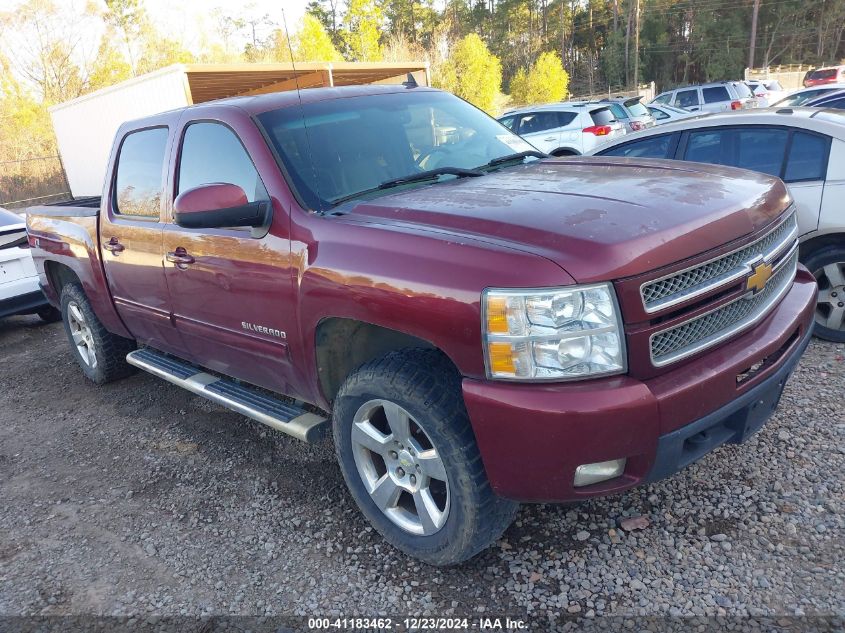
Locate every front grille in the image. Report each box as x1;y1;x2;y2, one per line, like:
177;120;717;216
641;211;797;313
650;248;798;366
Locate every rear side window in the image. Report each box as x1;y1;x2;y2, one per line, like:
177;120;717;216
684;127;788;177
517;112;566;134
675;89;700;108
625;100;649;117
606;103;628;119
177;122;268;202
819;96;845;109
732;82;753;98
600;134;673;159
590;108;616;126
784;132;830;182
702;86;730;103
114;127;168;217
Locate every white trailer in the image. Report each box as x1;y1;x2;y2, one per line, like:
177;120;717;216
50;62;430;198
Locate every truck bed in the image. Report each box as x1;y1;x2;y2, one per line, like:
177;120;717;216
28;197;101;217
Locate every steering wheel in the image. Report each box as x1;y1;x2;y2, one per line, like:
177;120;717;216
416;147;452;170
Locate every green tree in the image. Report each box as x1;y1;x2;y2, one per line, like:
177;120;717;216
103;0;146;75
87;32;132;92
296;14;344;61
341;0;383;61
510;51;568;104
435;33;502;113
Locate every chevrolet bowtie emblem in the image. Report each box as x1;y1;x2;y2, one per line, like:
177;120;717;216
746;261;773;294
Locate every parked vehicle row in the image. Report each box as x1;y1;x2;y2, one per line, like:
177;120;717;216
652;81;757;113
26;84;816;565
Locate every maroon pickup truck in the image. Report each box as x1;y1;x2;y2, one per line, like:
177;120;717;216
28;85;816;565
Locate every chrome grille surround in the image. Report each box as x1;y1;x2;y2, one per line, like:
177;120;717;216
640;210;798;314
650;245;798;367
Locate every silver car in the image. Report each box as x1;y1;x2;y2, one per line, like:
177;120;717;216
598;96;656;132
652;81;756;113
647;104;699;125
498;103;626;156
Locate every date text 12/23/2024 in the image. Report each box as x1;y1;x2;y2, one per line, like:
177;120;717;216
308;617;528;630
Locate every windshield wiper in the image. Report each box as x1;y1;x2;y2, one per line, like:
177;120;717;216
329;167;484;207
480;150;547;170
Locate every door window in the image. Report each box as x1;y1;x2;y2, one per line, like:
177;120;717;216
702;86;730;103
653;93;671;104
674;89;700;108
178;122;268;202
114;127;168;218
684;127;789;177
498;115;517;130
784;132;830;182
600;134;674;158
517;112;565;135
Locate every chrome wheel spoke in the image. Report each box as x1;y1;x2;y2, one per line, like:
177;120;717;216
822;263;845;288
352;421;390;456
413;488;445;535
68;303;85;324
383;402;411;443
417;448;447;481
825;305;845;330
369;474;401;511
71;329;85;345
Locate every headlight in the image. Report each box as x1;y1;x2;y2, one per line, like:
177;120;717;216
482;284;627;380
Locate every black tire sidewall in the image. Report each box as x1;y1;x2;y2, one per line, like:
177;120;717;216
804;246;845;343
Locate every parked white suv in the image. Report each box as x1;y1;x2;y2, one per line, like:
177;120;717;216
652;81;756;113
0;207;59;322
590;108;845;341
498;103;626;155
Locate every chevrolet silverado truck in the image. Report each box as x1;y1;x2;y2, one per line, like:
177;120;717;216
27;85;816;565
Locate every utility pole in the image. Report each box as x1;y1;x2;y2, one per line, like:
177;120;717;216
749;0;761;69
633;0;640;90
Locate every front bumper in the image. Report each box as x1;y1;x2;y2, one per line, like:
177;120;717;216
462;268;816;502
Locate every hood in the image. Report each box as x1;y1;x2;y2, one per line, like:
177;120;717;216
343;157;791;283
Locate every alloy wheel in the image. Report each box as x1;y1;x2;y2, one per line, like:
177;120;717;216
814;262;845;331
67;301;98;368
350;399;450;536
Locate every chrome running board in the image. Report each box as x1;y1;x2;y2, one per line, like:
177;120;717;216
126;348;328;443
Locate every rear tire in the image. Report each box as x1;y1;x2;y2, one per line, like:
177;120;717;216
332;348;519;566
804;246;845;342
60;283;136;384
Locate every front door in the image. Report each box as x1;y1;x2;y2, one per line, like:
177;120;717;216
100;123;185;355
162;116;297;396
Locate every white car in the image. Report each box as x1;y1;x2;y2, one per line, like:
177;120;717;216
498;103;626;156
746;79;787;107
589;108;845;341
772;83;845;107
647;103;700;125
0;207;59;322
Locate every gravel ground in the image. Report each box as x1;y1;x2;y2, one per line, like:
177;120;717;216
0;315;843;625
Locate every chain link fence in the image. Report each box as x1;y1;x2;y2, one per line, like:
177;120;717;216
0;156;71;210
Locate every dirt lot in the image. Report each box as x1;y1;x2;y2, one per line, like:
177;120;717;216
0;315;843;625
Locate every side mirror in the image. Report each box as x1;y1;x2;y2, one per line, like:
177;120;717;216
173;183;269;229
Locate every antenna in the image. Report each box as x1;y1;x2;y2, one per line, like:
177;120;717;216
281;8;325;213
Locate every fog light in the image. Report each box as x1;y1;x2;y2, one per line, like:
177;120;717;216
573;458;626;487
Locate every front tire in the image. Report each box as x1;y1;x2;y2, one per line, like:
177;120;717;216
60;283;136;384
332;349;519;566
804;246;845;342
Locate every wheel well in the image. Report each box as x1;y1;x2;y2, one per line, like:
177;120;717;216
551;148;579;157
43;261;81;298
799;233;845;261
315;318;443;404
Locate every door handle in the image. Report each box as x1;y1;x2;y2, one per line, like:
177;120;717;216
103;237;125;254
166;247;195;266
544;136;557;142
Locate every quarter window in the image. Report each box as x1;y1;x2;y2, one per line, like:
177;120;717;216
178;122;268;202
114;127;168;217
702;86;730;103
784;132;829;182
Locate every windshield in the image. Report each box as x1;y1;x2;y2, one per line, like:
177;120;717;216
625;99;649;116
257;90;536;210
778;87;835;106
732;82;753;98
0;207;24;228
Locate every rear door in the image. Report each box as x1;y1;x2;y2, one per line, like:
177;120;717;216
673;88;702;112
162;107;298;396
515;111;565;153
100;118;185;355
